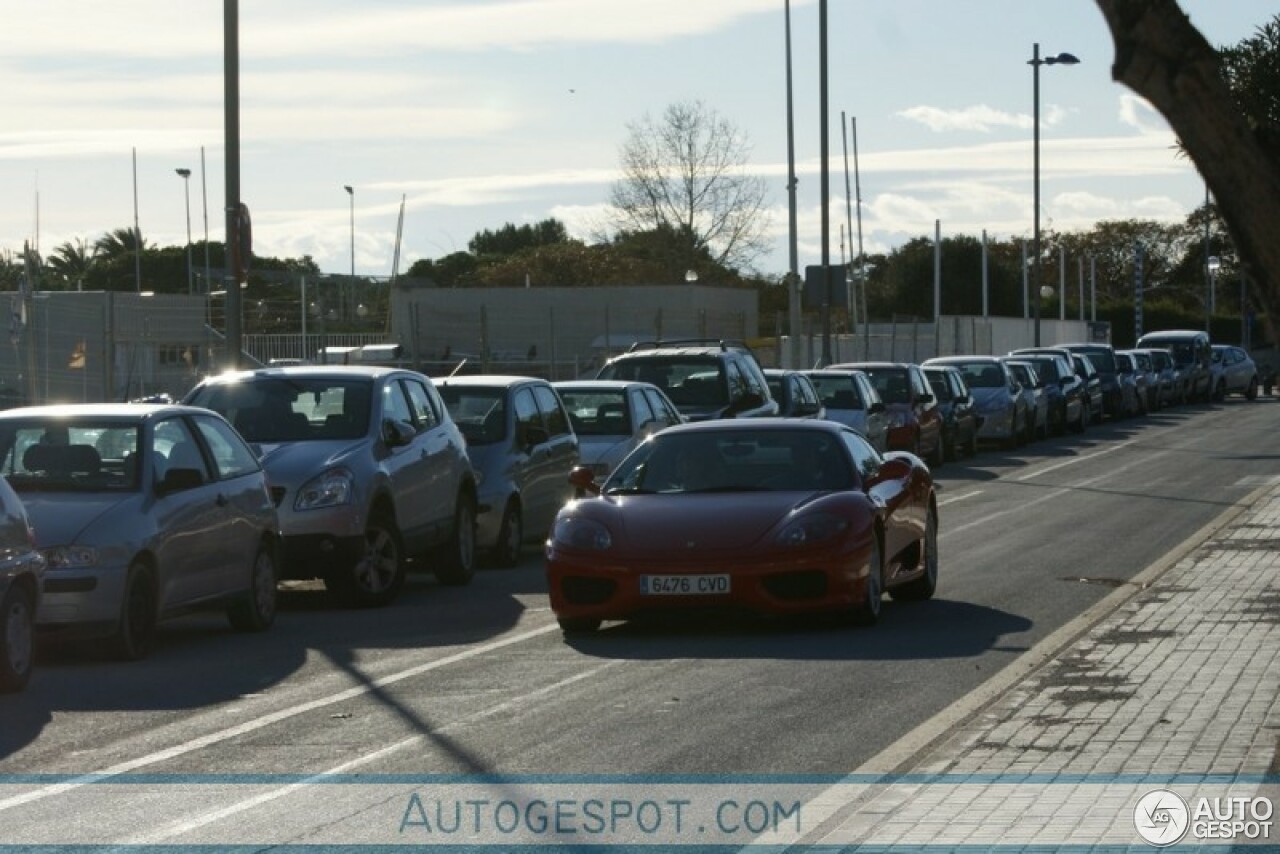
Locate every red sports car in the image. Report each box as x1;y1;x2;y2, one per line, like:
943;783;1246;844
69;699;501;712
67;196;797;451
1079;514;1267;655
545;419;938;634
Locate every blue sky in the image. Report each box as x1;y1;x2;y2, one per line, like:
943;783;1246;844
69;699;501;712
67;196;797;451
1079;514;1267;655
0;0;1272;283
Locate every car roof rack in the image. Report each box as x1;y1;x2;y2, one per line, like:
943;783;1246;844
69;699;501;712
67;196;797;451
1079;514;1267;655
625;337;752;354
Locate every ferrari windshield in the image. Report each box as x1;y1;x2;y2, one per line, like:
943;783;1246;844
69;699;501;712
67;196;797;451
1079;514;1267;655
605;429;852;494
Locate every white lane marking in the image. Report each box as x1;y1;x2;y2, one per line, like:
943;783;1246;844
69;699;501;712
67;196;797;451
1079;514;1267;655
125;661;624;845
1013;439;1134;481
938;490;983;507
0;622;560;813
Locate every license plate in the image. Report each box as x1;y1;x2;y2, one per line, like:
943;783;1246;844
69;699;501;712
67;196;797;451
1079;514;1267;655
639;574;731;595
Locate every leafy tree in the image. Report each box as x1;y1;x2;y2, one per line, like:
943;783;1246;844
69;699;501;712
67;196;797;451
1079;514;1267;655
469;219;569;256
1094;1;1280;341
609;100;771;273
46;239;95;289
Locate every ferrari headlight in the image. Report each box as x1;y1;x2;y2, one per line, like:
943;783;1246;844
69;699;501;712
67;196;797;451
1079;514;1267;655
552;516;613;550
295;468;354;511
776;514;849;547
44;545;99;569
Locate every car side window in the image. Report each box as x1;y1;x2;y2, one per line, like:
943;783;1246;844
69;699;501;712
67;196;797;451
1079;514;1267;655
192;414;260;481
532;385;570;438
841;431;881;481
725;361;748;400
632;390;655;428
154;417;210;484
513;388;543;446
644;389;678;425
381;380;416;433
403;378;439;431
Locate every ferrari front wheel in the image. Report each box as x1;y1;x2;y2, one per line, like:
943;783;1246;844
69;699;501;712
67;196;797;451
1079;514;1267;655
849;535;883;627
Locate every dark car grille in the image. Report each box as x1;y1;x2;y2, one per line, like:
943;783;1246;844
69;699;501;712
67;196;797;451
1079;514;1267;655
762;570;828;600
561;576;617;605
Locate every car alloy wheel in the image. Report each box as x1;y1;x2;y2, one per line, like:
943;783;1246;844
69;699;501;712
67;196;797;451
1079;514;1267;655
228;541;279;631
112;564;157;661
0;585;34;693
435;497;477;586
892;509;938;602
491;499;523;568
850;535;883;626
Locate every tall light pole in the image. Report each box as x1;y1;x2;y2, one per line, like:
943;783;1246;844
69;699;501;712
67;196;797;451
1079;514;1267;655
344;184;354;323
175;168;193;295
1030;43;1079;346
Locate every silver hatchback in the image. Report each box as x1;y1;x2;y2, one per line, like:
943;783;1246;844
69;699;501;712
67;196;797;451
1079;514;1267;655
186;367;478;605
0;404;280;660
436;376;580;567
0;475;45;691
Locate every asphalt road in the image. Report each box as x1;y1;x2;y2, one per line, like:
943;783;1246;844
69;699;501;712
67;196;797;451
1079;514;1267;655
1;396;1274;847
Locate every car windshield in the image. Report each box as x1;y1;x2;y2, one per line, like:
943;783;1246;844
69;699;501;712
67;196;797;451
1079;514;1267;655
0;420;141;492
598;357;728;409
1074;350;1117;373
188;376;372;443
1025;359;1060;381
605;429;852;495
438;386;508;445
1007;364;1032;386
943;362;1005;389
808;376;862;410
557;389;632;437
860;368;911;404
925;374;953;401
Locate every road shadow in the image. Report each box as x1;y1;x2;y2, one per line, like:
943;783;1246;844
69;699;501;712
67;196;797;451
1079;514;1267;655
562;598;1032;662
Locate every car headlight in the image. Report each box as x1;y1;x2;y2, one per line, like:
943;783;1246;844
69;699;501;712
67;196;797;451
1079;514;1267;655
776;514;849;547
294;468;354;511
44;545;99;569
552;516;613;550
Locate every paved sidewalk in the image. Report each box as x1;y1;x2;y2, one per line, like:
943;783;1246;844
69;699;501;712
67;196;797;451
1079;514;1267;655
808;480;1280;849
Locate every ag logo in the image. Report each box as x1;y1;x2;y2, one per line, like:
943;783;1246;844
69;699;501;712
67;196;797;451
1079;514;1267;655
1134;789;1190;846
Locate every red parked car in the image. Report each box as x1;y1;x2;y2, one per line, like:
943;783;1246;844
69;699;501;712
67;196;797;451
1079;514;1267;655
830;362;944;466
545;419;939;634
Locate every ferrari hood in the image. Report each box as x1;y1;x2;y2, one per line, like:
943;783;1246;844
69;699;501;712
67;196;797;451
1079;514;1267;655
594;492;808;552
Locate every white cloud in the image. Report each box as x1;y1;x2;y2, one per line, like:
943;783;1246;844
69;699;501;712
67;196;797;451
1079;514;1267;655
896;104;1070;133
1117;93;1169;135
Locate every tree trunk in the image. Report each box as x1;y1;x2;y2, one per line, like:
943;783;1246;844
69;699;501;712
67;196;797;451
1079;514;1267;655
1095;0;1280;343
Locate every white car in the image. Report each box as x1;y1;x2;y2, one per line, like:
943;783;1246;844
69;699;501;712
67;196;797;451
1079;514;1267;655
1210;345;1259;400
553;380;684;481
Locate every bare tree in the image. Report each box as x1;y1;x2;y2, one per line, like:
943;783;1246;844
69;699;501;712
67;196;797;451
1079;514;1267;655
1094;0;1280;338
609;100;771;273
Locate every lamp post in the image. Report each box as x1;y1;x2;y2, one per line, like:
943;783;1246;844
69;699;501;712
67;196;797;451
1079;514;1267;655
1029;43;1079;346
344;184;354;323
1208;255;1221;321
175;168;193;295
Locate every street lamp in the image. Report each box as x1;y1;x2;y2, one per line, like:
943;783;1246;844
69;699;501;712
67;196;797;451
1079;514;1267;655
1030;43;1079;346
344;184;354;323
1207;255;1220;317
175;168;193;295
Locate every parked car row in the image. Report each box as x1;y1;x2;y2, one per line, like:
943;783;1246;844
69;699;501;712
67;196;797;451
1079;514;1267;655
1;332;1260;688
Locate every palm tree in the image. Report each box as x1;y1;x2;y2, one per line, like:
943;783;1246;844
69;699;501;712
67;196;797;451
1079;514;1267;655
93;227;146;260
46;238;95;289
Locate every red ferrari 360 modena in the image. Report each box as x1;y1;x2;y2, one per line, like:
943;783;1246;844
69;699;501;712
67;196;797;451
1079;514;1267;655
544;419;938;635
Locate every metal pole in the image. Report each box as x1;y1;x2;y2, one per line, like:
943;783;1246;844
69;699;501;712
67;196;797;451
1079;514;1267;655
224;0;243;370
784;0;801;370
132;148;142;293
201;146;211;296
1022;240;1029;319
1059;245;1066;322
1090;254;1096;323
177;168;193;295
841;111;856;332
1077;255;1084;322
852;117;869;360
1031;43;1042;347
981;229;989;318
818;0;832;366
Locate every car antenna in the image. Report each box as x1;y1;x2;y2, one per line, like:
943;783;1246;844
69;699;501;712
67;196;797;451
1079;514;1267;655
448;358;468;378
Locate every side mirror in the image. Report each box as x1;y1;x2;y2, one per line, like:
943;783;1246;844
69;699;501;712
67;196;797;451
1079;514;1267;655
917;392;934;405
157;467;204;496
865;455;912;487
869;401;887;415
568;465;600;495
522;425;550;450
382;419;416;448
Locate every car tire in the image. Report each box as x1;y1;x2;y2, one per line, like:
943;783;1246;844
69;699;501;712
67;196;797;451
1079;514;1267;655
228;540;279;632
892;508;938;602
490;499;523;568
557;616;602;635
435;495;477;587
0;583;35;693
942;431;957;463
111;563;157;661
849;534;883;627
1214;380;1226;402
328;512;404;608
1246;376;1259;401
966;427;979;458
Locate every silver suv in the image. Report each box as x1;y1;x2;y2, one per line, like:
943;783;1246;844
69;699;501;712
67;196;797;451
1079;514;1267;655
186;366;477;606
595;341;778;421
